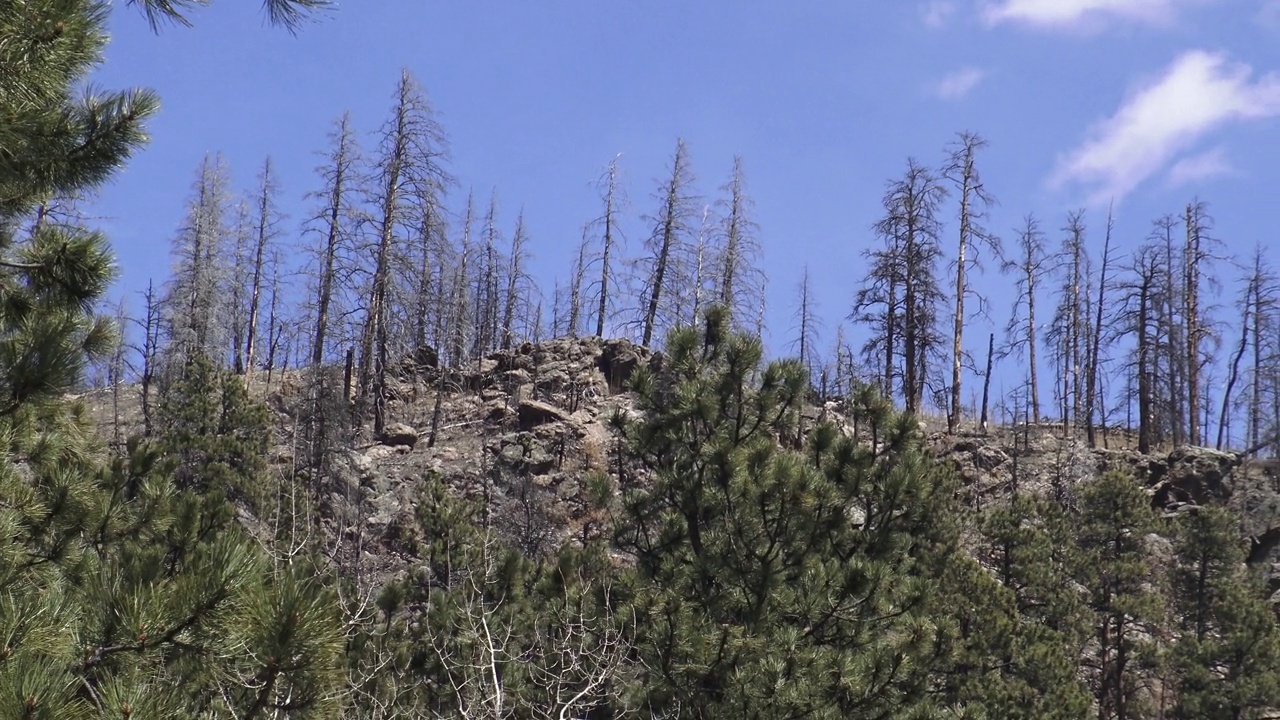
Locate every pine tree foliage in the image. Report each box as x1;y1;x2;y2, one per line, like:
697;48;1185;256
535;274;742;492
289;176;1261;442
1168;505;1280;718
618;305;962;718
1073;470;1164;720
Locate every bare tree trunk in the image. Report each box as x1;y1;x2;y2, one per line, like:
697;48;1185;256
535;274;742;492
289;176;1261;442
715;155;763;325
641;139;695;347
1137;254;1155;455
1219;273;1253;449
594;156;623;338
1005;215;1045;424
980;332;994;433
310;113;357;368
501;211;529;350
567;232;588;337
450;195;475;367
944;132;996;434
138;280;160;437
1086;209;1113;448
1185;202;1205;446
244;157;279;386
362;70;453;436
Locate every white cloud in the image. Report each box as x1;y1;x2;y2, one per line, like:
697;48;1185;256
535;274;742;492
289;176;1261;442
1166;147;1235;187
931;67;986;100
1050;50;1280;204
921;0;957;28
983;0;1207;29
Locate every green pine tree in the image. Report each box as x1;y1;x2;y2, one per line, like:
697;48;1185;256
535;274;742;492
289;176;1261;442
1073;470;1164;720
1168;505;1280;719
617;305;960;719
937;494;1090;719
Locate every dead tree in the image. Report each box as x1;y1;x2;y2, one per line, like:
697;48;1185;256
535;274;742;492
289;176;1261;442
714;155;764;327
1183;201;1221;446
163;153;233;364
1085;207;1115;448
565;232;589;337
638;139;698;347
306;112;361;369
1151;215;1186;445
1218;261;1256;449
473;192;503;358
1046;210;1090;436
1244;247;1279;454
588;155;626;338
243;157;284;384
360;69;451;436
854;158;947;414
448;193;476;367
791;265;822;383
942;131;998;433
1002;214;1049;423
501;211;531;350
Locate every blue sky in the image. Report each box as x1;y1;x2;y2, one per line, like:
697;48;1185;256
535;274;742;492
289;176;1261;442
90;0;1280;403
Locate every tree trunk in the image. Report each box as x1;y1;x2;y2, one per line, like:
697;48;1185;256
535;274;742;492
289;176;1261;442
979;332;994;433
1086;211;1113;448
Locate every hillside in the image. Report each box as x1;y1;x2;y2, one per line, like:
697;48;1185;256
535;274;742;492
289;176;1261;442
85;335;1280;599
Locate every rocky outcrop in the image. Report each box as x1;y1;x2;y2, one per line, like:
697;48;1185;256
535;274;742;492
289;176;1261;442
379;422;419;449
81;334;1280;603
517;399;572;430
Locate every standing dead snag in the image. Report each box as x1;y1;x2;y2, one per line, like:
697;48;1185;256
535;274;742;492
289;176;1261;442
164;153;233;364
1002;214;1048;423
1246;248;1280;454
587;155;626;339
1183;201;1220;447
306;112;360;369
714;155;764;328
942;131;998;434
639;139;698;347
1046;210;1090;437
473;192;503;358
359;69;451;437
791;265;822;384
501;210;531;350
854;158;947;414
1085;207;1114;448
243;156;283;385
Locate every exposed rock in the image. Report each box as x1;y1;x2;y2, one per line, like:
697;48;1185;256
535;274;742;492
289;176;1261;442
517;399;572;429
974;445;1009;471
598;339;645;393
1147;446;1238;508
402;345;438;373
380;422;419;449
485;400;508;421
365;444;406;462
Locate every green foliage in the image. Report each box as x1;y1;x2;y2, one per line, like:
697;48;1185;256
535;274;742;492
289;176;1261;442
153;352;272;507
618;305;961;718
0;0;157;222
1168;506;1280;719
938;494;1090;719
1073;470;1165;720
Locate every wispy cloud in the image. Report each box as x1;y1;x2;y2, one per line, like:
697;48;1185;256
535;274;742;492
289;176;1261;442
931;67;986;100
1050;50;1280;204
1165;147;1234;187
921;0;957;28
983;0;1208;29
